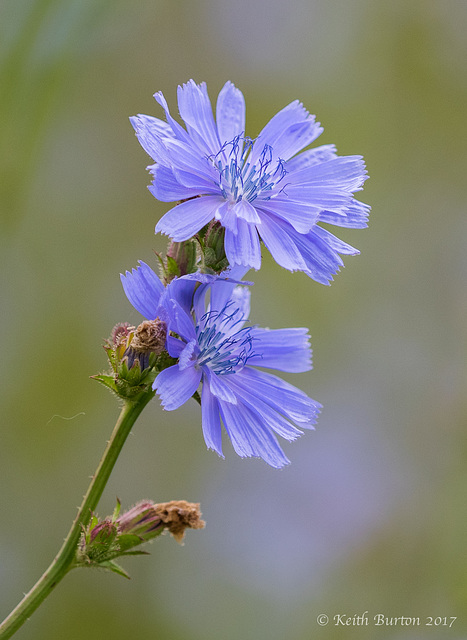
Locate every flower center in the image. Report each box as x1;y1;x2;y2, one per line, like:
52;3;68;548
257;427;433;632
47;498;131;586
195;303;256;375
210;135;287;204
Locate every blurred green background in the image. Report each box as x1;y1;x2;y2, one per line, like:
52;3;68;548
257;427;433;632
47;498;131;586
1;0;467;638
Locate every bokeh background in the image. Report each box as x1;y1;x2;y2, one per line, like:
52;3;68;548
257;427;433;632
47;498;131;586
1;1;467;638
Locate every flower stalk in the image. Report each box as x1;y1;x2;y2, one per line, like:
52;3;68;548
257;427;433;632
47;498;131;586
0;391;154;640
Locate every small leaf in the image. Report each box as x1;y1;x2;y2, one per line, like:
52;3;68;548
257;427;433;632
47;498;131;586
99;560;131;579
91;374;119;394
166;255;181;277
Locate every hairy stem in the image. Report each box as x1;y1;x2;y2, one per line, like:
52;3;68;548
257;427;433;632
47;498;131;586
0;391;154;639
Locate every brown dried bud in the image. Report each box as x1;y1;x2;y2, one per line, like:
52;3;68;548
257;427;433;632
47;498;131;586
153;500;205;544
130;319;167;355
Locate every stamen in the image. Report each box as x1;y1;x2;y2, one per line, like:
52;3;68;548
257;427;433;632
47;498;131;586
195;302;258;375
208;135;288;205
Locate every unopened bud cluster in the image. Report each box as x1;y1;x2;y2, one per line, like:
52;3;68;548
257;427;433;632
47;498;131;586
93;319;174;399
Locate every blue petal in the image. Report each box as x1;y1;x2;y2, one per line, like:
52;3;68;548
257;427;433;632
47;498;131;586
216;81;245;144
270;118;323;162
256;197;320;234
319;199;370;229
130;114;173;164
166;335;185;358
231;367;321;426
284;185;353;211
154;364;202;411
248;327;312;372
177;80;221;155
201;383;224;456
311;225;359;256
280;221;358;284
224;220;261;270
233;199;261;224
250;100;322;166
149;165;209;202
219;400;290;468
165;298;197;343
154;90;193;146
256;214;308;271
178;340;197;370
162;138;217;182
165;277;197;315
286;144;337;172
229;286;251;323
206;369;238;404
226;374;304;440
287;156;368;193
120;261;164;319
216;201;238;234
156;195;224;242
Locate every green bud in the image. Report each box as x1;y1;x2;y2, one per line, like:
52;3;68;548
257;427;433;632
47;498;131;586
155;239;199;284
203;221;229;273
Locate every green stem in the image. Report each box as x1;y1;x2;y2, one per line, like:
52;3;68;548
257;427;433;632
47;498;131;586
0;391;154;640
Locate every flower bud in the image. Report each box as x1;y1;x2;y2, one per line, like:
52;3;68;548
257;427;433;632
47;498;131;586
93;320;172;399
124;319;167;370
166;239;198;278
203;221;229;273
75;500;205;577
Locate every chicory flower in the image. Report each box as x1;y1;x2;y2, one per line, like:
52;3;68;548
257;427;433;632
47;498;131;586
131;80;369;284
121;262;321;468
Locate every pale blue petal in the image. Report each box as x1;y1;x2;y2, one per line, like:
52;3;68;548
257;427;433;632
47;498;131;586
224;220;262;270
165;298;197;343
177;80;221;155
260;216;306;271
232;368;321;426
233;199;261;224
219;400;290;468
286;144;337;172
120;261;164;319
270;119;323;162
130;114;173;164
155;195;223;242
319;199;370;229
287;225;349;284
154;364;202;411
201;382;223;456
165;277;197;315
256;214;308;271
207;369;238;404
248;328;312;372
226;375;304;440
216;81;245;144
250;100;321;166
256;197;320;234
162;138;217;181
216;201;238;233
287;156;368;192
229;286;251;322
312;225;359;255
153;90;193;146
166;335;185;358
149;165;209;202
173;167;218;192
178;340;198;370
284;185;353;211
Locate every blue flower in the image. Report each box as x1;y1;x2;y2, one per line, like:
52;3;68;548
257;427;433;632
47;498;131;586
121;262;321;468
131;80;370;284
